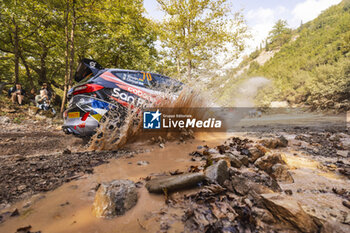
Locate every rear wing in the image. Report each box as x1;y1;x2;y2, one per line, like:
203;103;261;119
74;58;103;82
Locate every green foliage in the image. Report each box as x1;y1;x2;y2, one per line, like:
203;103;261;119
249;50;260;60
247;61;260;75
268;19;292;49
215;0;349;110
255;1;350;110
156;0;248;80
0;0;158;94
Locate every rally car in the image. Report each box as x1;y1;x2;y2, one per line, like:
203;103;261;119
62;58;182;136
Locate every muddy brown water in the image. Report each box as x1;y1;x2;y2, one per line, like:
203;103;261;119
0;132;230;233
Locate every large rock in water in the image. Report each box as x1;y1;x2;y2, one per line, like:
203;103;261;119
271;163;294;183
254;153;285;174
205;160;229;185
261;193;318;233
248;146;266;162
146;173;205;193
92;179;138;218
260;136;288;149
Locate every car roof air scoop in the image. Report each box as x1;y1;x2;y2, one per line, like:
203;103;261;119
74;58;104;82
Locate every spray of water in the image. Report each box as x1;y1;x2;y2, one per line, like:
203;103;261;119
88;77;270;151
232;76;271;107
88;86;215;151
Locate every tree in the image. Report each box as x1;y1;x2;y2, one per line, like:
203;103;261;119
61;0;73;114
268;19;292;47
0;0;30;83
157;0;247;81
0;0;159;114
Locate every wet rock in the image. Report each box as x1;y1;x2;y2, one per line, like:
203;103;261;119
189;150;204;157
146;173;205;193
10;208;19;217
226;154;242;168
17;184;27;191
92;179;138;218
137;161;149;166
261;193;318;233
60;201;70;207
241;171;282;192
248;146;266;162
284;189;293;195
337;150;348;158
62;149;71;155
157;136;166;143
342;200;350;209
338;165;350;178
211;154;229;163
229;176;274;196
254;153;285;174
252;207;275;223
205;160;229;185
261;136;288;149
15;225;41;233
343;213;350;225
217;144;230;154
239;155;250;166
207;148;219;155
271;163;294;183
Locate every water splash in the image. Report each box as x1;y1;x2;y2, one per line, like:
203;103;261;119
89;86;213;151
233;76;270;107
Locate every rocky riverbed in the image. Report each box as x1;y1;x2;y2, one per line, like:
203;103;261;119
0;113;349;233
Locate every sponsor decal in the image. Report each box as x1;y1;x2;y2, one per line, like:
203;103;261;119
74;122;86;129
68;112;80;118
91;114;102;122
111;87;148;108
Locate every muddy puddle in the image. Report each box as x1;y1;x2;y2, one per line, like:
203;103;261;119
0;132;231;233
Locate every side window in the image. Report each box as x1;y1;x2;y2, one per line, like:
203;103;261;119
128;72;152;87
126;72;144;87
112;71;156;88
114;72;128;81
139;72;152;87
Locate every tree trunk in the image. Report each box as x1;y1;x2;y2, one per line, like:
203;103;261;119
68;0;76;90
60;0;70;114
13;20;19;83
39;44;48;84
187;59;192;80
19;51;33;87
176;55;180;75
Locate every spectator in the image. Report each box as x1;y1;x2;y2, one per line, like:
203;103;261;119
8;83;26;105
35;83;51;110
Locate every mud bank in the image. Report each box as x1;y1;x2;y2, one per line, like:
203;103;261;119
0;131;229;233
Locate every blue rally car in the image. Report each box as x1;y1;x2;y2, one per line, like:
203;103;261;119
62;58;182;136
